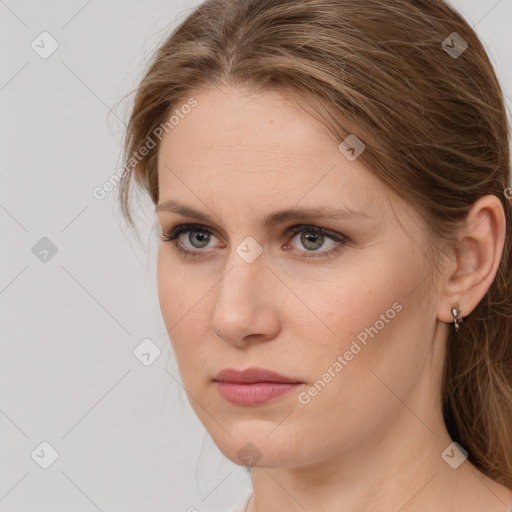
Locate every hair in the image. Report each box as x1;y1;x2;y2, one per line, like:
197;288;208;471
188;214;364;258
118;0;512;489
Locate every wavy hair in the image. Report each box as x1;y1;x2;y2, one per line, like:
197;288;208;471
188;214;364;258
118;0;512;488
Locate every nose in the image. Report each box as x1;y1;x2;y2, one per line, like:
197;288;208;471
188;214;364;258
211;249;281;348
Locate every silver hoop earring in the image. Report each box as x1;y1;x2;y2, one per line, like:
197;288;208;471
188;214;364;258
451;304;463;332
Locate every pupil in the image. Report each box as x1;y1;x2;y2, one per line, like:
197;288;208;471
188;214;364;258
190;231;209;248
302;232;323;251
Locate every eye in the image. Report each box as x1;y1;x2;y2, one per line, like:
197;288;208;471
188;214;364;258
160;223;222;257
160;223;349;260
284;225;348;260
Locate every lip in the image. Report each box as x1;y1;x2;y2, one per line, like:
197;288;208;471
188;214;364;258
214;367;301;384
213;367;303;406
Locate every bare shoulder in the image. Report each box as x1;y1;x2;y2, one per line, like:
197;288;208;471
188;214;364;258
488;480;512;511
467;468;512;511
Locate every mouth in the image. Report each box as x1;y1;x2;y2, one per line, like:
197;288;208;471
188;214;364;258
213;367;303;406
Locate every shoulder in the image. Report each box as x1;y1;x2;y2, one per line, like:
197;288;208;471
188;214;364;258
462;466;512;512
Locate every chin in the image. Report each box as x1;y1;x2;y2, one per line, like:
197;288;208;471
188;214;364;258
208;426;301;469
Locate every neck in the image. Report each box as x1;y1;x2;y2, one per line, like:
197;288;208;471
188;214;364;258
245;374;479;512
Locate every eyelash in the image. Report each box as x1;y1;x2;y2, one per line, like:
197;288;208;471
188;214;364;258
159;223;349;260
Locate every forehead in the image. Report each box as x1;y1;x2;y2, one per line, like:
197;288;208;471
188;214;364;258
157;86;386;214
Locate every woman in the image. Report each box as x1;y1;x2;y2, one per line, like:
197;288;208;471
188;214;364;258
119;1;512;510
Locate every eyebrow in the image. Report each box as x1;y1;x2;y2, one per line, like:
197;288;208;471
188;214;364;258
155;199;372;227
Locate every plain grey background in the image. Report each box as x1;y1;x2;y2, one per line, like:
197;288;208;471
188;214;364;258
0;1;510;511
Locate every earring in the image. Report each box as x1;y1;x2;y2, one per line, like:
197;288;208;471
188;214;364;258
451;304;463;332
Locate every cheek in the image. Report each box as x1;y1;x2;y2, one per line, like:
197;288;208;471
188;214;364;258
157;249;179;325
291;252;429;427
156;249;203;369
294;248;423;371
299;266;396;350
303;239;427;351
156;246;200;319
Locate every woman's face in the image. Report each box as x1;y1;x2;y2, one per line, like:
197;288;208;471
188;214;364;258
156;85;445;469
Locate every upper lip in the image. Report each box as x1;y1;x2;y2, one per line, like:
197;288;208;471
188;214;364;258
214;367;302;384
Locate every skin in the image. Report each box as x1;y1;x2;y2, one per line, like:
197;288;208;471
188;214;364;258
155;85;511;511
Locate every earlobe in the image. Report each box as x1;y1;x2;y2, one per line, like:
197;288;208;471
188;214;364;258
437;195;506;326
450;303;464;333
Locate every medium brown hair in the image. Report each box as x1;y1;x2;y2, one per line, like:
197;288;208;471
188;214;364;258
118;0;512;488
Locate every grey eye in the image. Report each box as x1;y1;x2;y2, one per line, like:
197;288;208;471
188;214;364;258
300;231;325;251
186;230;212;249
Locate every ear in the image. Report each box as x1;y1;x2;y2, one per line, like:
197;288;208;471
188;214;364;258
437;195;507;325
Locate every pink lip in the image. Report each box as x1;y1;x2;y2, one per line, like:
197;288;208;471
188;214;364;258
213;367;302;406
214;367;301;384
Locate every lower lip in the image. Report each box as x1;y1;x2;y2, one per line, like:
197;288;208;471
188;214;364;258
215;381;301;406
